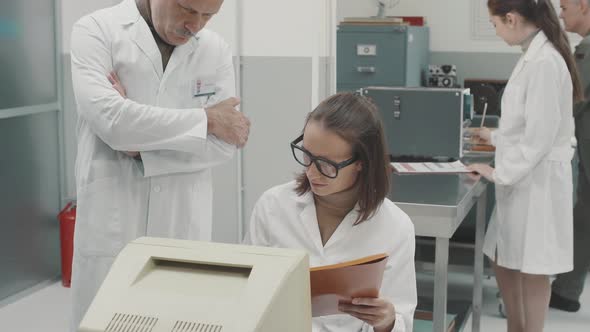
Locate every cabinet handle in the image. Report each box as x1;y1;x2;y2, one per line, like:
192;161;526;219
356;66;376;73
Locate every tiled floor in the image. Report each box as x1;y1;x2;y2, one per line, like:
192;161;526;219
427;272;590;332
0;274;589;331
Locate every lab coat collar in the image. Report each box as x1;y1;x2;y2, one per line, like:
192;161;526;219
122;0;200;78
130;18;164;77
294;188;314;205
295;190;321;251
166;36;200;74
323;206;359;249
118;0;142;26
299;200;325;254
296;189;360;251
508;31;548;83
523;30;548;62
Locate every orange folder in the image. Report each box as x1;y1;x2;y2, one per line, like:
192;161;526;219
310;253;389;317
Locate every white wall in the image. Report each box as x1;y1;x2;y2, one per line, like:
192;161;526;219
240;0;334;57
202;0;239;55
241;0;311;57
337;0;581;53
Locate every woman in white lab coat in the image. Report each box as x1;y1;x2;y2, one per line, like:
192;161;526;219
244;93;417;332
468;0;583;331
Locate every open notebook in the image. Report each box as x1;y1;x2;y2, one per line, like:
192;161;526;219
391;160;472;174
310;253;388;317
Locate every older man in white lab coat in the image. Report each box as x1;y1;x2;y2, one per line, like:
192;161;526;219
69;0;249;329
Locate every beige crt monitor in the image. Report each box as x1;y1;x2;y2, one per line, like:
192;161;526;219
78;237;312;332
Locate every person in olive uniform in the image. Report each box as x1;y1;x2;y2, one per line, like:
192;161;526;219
551;0;590;312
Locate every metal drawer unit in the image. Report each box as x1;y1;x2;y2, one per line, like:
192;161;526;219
337;24;429;92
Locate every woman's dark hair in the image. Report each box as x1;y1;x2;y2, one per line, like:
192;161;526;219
488;0;583;102
294;92;390;224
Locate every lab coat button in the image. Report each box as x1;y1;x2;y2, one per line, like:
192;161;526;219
153;185;161;193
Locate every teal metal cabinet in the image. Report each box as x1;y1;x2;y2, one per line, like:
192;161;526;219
337;25;429;92
363;87;464;160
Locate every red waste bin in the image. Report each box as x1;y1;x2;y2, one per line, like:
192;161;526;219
58;202;76;288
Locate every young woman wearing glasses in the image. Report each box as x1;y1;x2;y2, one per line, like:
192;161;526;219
244;92;417;332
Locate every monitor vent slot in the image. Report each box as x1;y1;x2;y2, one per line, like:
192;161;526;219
105;313;158;332
172;321;223;332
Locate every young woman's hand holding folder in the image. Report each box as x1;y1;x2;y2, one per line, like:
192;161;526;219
338;298;396;331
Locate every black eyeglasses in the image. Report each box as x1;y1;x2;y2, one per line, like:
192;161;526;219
290;134;358;179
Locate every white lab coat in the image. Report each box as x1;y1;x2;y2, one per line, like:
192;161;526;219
69;0;236;329
483;31;575;274
244;181;417;332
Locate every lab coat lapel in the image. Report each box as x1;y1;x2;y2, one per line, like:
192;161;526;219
509;31;548;83
508;56;526;83
298;192;325;254
323;207;358;250
165;36;199;76
129;18;164;79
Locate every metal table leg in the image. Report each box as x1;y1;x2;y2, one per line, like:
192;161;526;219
433;237;449;332
472;190;487;332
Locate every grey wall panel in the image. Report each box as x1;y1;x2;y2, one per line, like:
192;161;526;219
0;111;61;300
211;157;239;243
0;0;57;109
430;52;520;85
241;57;312;233
210;55;241;244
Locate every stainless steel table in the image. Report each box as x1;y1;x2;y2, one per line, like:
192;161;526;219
389;158;491;332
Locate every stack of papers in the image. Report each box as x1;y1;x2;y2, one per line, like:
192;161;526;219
391;161;471;174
